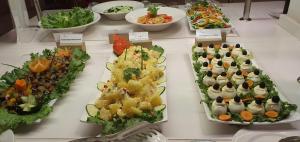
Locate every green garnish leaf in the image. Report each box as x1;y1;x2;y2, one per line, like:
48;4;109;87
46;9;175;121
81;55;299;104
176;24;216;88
147;5;159;17
123;68;141;82
150;45;164;57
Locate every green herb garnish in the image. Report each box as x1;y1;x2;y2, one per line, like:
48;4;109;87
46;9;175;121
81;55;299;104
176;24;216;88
147;5;159;17
123;68;141;82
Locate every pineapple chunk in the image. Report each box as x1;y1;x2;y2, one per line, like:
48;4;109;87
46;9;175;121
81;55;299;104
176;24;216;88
139;101;152;111
95;99;110;109
117;109;126;118
109;103;122;115
150;95;162;107
131;107;142;116
99;108;112;121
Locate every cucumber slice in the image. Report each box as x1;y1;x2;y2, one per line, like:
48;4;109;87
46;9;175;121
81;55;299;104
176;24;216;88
86;104;99;117
106;62;113;71
157;76;166;84
157;56;166;64
154;104;166;112
156;86;166;96
97;82;105;91
158;65;166;71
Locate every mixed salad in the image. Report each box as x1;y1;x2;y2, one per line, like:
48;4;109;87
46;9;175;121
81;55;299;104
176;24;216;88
191;43;297;123
85;35;166;134
104;5;133;13
0;47;90;132
187;0;231;29
41;7;94;29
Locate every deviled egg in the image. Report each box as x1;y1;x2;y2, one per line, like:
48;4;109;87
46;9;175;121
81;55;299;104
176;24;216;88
208;83;221;99
211;54;222;66
212;61;225;75
194;43;204;53
217;72;228;86
219;44;230;55
222;82;237;99
228;96;245;113
237;82;250;96
197;52;209;64
237;50;250;63
231;70;245;85
265;96;281;112
240;59;253;72
203;71;216;86
207;44;216;55
227;62;239;75
200;62;211;72
247;99;265;115
254;82;268;98
247;69;261;83
212;96;227;116
232;44;242;57
222;52;234;65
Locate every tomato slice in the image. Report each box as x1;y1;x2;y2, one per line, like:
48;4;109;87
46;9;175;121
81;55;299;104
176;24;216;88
112;35;130;56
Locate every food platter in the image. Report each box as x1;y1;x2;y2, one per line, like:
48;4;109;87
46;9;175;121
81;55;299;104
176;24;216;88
186;0;232;32
0;47;90;132
189;43;299;125
80;44;167;135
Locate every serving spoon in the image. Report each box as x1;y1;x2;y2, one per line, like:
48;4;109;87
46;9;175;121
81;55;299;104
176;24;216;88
279;136;300;142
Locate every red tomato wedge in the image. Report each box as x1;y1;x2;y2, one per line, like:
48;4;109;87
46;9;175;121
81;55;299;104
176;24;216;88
112;35;130;56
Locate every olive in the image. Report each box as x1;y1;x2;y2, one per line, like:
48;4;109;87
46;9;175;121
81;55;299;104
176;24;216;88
197;42;203;47
236;70;242;75
259;82;265;88
245;59;251;64
255;99;262;105
203;62;208;67
221;72;227;77
202;52;207;58
213;83;220;90
225;52;231;57
254;69;260;75
216;96;223;103
217;61;223;66
215;54;221;59
223;44;228;48
227;82;233;88
231;62;237;66
209;43;214;48
207;71;213;77
234;96;241;103
242;50;247;55
235;43;240;48
242;82;249;89
272;96;280;103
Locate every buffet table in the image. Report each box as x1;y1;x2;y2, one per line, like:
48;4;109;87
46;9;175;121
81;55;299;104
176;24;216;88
1;1;300;142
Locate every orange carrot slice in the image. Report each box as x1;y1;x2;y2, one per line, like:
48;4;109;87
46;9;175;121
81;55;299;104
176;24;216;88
247;80;254;88
240;111;253;122
218;114;231;121
15;79;27;90
223;62;230;69
265;111;279;118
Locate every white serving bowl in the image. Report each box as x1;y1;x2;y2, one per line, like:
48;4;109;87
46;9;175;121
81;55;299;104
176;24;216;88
39;12;100;33
92;1;144;21
125;7;185;31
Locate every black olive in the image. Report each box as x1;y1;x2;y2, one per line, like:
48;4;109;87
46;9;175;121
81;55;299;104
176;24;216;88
242;82;249;89
221;72;226;76
225;52;231;57
213;83;220;90
231;62;237;66
227;82;233;88
235;43;240;48
272;96;280;103
236;70;242;75
203;62;208;67
202;52;207;58
197;42;203;47
223;44;228;48
255;99;262;105
234;96;241;103
254;69;260;75
209;43;214;48
242;50;247;55
217;61;223;66
245;59;251;64
259;82;265;88
216;96;223;103
207;71;213;77
215;54;221;59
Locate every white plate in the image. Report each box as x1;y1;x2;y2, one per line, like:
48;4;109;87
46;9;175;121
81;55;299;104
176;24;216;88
125;7;185;31
186;16;232;33
39;12;100;33
232;129;300;142
189;43;300;125
92;1;144;21
0;129;15;142
80;52;168;129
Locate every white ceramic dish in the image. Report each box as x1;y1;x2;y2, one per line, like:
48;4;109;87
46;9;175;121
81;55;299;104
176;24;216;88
125;7;185;31
0;129;15;142
232;129;300;142
39;12;100;33
186;16;232;33
189;43;300;125
92;1;144;21
80;52;168;130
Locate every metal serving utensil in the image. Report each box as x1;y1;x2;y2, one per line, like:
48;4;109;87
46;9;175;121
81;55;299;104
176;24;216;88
69;121;164;142
297;76;300;84
279;136;300;142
